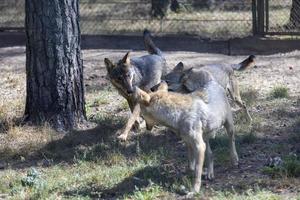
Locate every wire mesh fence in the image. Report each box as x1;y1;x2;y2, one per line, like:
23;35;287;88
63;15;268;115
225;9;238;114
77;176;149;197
79;0;253;39
0;0;299;39
266;0;300;34
0;0;24;29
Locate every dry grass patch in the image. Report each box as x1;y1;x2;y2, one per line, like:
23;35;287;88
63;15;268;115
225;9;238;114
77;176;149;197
0;99;24;133
0;124;58;160
241;88;259;106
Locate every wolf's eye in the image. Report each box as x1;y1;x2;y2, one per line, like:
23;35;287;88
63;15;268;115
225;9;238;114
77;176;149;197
118;76;122;81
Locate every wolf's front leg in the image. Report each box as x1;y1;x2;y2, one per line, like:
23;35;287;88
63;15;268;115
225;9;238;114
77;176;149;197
187;144;195;172
128;99;142;130
205;138;214;180
242;103;252;123
191;131;206;194
118;104;140;141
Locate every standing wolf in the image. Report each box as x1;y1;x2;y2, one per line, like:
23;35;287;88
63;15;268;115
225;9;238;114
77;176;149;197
134;80;239;194
164;55;255;122
104;30;166;140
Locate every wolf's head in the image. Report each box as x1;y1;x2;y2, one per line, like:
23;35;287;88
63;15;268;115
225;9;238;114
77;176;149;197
105;52;135;94
164;62;193;92
164;62;184;85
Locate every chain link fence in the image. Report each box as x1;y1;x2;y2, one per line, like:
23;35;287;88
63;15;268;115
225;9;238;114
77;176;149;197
0;0;299;39
266;0;300;34
0;0;24;30
79;0;253;39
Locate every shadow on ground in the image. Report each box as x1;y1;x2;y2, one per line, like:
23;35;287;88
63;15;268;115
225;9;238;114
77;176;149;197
2;113;299;198
6;115;183;170
63;165;178;199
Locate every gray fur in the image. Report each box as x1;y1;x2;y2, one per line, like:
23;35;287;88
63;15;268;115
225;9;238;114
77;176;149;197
164;56;255;122
135;80;239;194
130;54;167;91
105;30;166;140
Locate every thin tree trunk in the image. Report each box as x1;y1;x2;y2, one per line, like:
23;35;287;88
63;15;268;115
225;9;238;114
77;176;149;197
25;0;86;131
289;0;300;28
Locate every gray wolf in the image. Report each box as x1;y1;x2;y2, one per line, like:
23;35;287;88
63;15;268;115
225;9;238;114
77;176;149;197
134;80;239;194
104;30;166;140
164;55;255;122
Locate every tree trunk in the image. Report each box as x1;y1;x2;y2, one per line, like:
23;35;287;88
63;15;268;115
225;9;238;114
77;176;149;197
289;0;300;29
151;0;170;19
25;0;86;131
170;0;181;13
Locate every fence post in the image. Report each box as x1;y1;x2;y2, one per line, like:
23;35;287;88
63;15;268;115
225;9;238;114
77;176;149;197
265;0;269;33
252;0;257;35
257;0;265;36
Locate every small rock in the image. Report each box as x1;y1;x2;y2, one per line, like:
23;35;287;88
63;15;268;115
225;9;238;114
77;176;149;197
267;156;283;167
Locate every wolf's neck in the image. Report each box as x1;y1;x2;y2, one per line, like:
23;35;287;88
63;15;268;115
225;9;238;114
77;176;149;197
132;66;143;87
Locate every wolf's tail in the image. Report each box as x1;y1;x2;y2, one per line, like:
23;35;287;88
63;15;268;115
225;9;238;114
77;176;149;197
143;29;164;57
231;55;255;71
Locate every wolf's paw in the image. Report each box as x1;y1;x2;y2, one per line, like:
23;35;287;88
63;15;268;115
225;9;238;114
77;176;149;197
231;160;240;168
206;171;214;181
185;191;197;199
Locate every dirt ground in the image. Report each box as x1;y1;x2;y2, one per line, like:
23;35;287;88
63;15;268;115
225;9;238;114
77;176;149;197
0;46;300;199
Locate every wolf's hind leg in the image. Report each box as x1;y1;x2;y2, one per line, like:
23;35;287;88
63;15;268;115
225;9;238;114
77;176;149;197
228;78;252;123
224;116;239;166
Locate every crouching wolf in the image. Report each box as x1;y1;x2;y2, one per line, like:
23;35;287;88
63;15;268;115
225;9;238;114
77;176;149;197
104;30;166;140
164;55;255;122
134;80;239;194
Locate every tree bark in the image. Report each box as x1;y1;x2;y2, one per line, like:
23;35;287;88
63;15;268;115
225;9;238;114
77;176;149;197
25;0;86;131
151;0;170;19
170;0;181;13
289;0;300;29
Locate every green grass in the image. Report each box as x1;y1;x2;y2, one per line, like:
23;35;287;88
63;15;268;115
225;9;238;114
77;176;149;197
119;100;130;111
262;155;300;178
0;127;297;199
241;88;259;106
124;185;166;200
210;189;284;200
209;132;257;165
89;91;112;107
0;149;166;199
270;86;289;99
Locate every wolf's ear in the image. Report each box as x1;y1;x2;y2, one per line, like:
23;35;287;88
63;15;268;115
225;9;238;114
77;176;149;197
181;67;193;83
173;62;184;72
104;58;114;73
121;51;131;66
183;67;193;75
